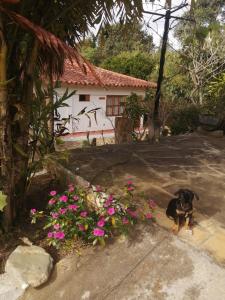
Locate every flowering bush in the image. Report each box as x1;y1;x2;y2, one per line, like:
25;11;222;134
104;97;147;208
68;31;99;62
30;180;157;248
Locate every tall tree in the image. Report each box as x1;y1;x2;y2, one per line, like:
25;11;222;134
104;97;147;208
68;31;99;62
81;21;154;66
101;51;155;80
175;0;225;105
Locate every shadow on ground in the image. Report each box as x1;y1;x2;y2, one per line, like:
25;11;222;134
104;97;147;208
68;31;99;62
61;133;225;226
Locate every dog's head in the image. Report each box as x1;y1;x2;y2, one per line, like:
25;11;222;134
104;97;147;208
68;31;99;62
174;189;199;211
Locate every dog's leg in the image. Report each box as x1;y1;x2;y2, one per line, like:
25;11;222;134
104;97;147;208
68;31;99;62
172;217;180;234
188;214;194;235
185;216;189;230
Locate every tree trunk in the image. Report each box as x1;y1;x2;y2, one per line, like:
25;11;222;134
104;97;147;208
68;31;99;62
13;40;39;214
0;17;14;229
46;73;55;153
149;9;171;142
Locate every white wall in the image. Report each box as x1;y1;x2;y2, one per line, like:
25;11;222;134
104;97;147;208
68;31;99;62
55;85;146;139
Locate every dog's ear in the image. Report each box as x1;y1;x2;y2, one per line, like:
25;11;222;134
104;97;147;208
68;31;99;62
174;189;184;197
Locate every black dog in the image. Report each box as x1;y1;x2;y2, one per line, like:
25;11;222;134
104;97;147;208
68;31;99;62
166;189;199;233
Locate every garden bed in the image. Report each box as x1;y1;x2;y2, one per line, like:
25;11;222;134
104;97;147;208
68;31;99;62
0;173;90;274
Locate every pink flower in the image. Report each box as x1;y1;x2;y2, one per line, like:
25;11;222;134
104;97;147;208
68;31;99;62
149;200;156;208
93;228;105;237
145;213;153;219
59;208;67;215
127;186;134;191
47;232;54;238
122;217;129;224
97;218;105;227
68;204;78;211
104;201;110;208
50;191;57;196
50;212;59;219
73;195;79;201
104;195;113;208
127;208;138;218
80;211;88;217
53;223;60;230
59;195;68;202
108;194;114;201
30;208;36;215
54;231;65;239
68;186;74;192
78;224;85;231
107;207;115;216
48;199;56;205
127;180;133;185
95;185;102;192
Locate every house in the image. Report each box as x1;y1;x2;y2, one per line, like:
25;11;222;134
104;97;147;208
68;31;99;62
55;60;156;142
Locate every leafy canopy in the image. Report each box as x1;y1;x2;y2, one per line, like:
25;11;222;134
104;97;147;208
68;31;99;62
101;51;155;80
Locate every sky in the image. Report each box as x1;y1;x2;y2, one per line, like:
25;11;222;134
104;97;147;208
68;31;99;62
89;0;192;50
143;0;191;49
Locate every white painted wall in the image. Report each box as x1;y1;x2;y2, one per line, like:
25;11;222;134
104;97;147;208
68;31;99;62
55;85;146;140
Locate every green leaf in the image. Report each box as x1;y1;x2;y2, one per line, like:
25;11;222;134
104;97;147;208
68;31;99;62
43;223;53;230
0;191;7;212
13;144;28;158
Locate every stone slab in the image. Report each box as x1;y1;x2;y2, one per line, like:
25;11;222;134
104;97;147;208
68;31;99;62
0;272;27;300
202;232;225;263
5;245;53;288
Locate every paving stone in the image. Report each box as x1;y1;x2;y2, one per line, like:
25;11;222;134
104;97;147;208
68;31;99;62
0;272;27;300
202;232;225;262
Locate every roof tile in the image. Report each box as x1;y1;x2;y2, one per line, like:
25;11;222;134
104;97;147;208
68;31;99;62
59;60;156;89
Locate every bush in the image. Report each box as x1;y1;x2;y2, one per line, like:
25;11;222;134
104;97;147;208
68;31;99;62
168;105;200;135
30;181;157;248
101;51;155;80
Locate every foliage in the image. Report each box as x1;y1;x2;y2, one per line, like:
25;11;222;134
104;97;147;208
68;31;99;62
204;73;225;116
101;51;155;80
30;82;74;156
0;191;7;212
173;0;225;105
28;81;101;184
0;0;146;228
168;105;200;135
30;181;157;248
97;22;154;57
81;21;154;66
125;93;149;140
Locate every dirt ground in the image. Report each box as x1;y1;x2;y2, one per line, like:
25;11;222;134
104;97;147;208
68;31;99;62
0;174;89;274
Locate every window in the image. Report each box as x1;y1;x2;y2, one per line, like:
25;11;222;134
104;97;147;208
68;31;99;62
106;95;127;116
79;94;90;102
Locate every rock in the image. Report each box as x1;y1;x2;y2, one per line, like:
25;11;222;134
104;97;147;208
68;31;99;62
207;130;224;137
5;245;53;288
0;272;27;300
196;127;224;137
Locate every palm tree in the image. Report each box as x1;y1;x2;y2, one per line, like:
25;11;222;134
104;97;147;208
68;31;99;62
0;0;144;229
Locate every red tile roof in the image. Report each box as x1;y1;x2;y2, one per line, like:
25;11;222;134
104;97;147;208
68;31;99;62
59;60;156;89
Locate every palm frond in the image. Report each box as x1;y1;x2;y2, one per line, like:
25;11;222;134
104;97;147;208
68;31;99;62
0;0;19;3
0;4;101;82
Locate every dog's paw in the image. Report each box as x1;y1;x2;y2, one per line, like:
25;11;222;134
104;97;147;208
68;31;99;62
171;224;179;235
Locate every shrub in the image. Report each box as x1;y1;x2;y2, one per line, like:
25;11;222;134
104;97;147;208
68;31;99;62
31;181;157;248
168;105;200;135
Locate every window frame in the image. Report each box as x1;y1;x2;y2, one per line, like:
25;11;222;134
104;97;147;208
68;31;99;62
79;94;90;102
106;95;127;117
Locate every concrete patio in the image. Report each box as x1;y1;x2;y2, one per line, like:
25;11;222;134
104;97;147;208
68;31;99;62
54;133;225;264
22;133;225;299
